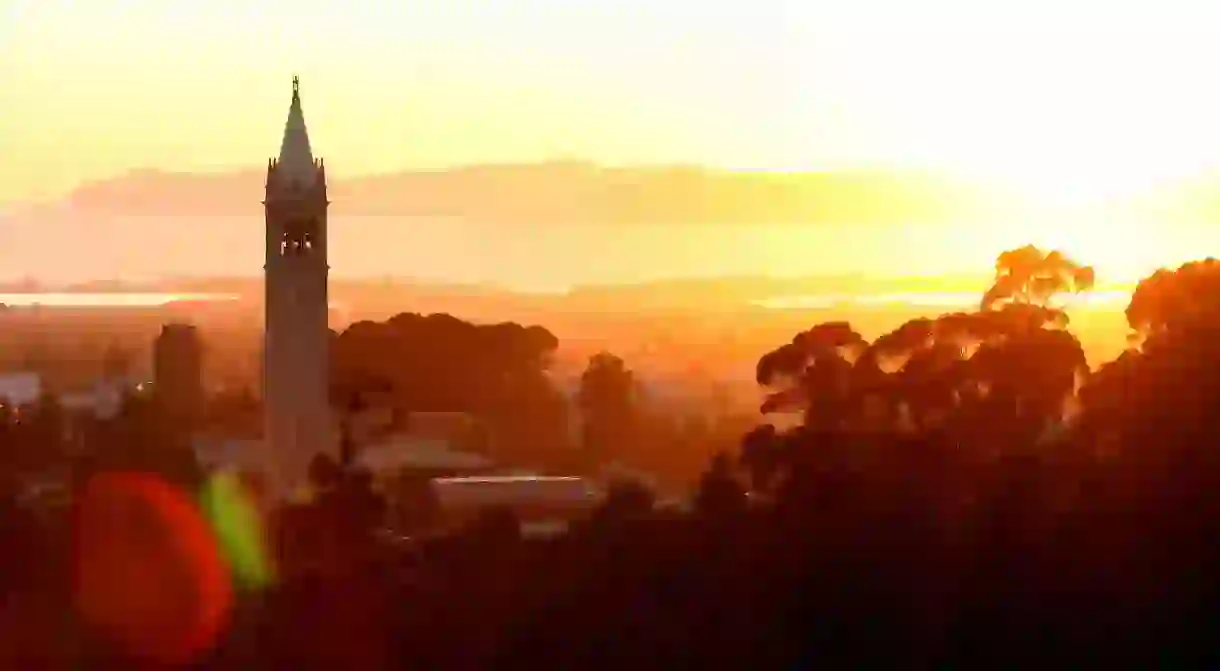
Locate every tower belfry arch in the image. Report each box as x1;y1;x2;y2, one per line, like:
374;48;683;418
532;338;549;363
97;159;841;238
263;76;333;498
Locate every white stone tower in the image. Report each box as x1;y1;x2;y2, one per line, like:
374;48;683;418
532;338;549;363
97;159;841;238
263;76;333;498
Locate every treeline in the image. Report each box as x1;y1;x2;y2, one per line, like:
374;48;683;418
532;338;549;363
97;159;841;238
12;245;1220;666
242;246;1220;667
330;312;753;484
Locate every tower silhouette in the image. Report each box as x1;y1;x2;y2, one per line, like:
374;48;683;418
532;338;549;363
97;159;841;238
262;76;333;497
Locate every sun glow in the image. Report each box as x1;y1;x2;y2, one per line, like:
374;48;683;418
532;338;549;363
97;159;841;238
3;1;1220;288
975;214;1173;285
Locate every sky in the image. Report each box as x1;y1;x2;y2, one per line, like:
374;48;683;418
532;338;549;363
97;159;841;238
3;0;1220;286
4;0;1220;203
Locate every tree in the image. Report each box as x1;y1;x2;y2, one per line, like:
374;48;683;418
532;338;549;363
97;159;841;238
1125;258;1220;346
465;505;522;548
981;244;1095;312
330;313;568;468
740;424;783;492
204;386;261;437
329;373;395;470
755;321;868;426
1078;258;1220;459
577;352;639;469
73;391;203;494
307;452;344;492
748;245;1094;483
694;452;747;520
593;478;656;525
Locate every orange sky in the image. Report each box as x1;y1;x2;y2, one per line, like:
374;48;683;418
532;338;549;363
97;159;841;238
7;1;1220;201
3;0;1220;285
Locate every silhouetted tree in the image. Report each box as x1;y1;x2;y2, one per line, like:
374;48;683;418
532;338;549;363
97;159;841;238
204;386;261;437
577;352;639;469
308;452;344;493
694;452;746;520
588;478;656;529
329;373;395;469
44;245;1220;669
331;313;568;468
466;505;522;548
71;390;203;495
981;244;1095;311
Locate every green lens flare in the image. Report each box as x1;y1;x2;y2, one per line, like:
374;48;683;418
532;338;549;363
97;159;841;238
200;472;275;590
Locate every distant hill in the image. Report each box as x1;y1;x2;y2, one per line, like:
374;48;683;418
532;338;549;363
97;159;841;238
6;162;1200;287
39;162;1011;225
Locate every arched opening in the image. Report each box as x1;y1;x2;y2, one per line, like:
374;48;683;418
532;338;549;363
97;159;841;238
279;218;319;257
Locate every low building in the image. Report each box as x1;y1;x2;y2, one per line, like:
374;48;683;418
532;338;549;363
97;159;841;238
428;475;604;535
58;376;135;420
355;434;495;478
345;409;495;478
0;371;144;450
0;372;40;407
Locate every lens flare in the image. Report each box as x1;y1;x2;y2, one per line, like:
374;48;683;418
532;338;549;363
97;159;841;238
73;472;233;666
200;471;276;591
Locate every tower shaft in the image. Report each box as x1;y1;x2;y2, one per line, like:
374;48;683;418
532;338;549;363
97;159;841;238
262;77;333;498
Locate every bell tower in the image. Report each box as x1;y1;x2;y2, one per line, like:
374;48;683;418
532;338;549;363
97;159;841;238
263;76;333;498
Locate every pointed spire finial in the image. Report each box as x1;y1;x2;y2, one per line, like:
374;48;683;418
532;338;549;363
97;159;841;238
275;74;316;187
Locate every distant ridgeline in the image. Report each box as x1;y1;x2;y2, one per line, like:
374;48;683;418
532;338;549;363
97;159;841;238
59;163;1013;224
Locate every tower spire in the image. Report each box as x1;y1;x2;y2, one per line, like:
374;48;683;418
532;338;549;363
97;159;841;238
263;74;332;500
276;75;316;187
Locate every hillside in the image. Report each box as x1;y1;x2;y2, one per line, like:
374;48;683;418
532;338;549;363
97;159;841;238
36;162;1010;225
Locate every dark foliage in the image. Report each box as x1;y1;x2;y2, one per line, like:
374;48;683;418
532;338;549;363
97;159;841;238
14;247;1220;667
330;312;571;466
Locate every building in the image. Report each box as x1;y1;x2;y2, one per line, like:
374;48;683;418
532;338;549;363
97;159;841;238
351;411;497;481
153;323;204;428
0;370;127;418
262;77;334;497
428;475;604;537
355;434;495;477
0;372;41;408
58;378;127;421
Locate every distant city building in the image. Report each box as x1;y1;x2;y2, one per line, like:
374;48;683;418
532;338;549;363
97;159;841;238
153;322;205;429
0;370;137;450
58;377;127;421
262;77;335;497
0;372;41;407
